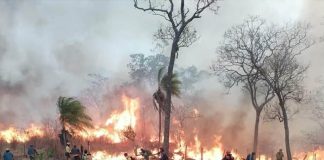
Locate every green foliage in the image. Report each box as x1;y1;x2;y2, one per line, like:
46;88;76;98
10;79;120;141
57;97;93;131
160;71;181;97
153;67;182;113
47;148;55;158
37;152;45;160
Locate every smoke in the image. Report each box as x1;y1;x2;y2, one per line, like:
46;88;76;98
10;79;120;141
0;0;323;156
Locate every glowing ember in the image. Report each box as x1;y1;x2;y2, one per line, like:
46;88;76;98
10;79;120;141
0;124;44;143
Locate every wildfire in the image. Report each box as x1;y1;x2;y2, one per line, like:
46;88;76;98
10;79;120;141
79;95;140;143
294;148;324;160
0;124;44;143
174;135;235;160
92;151;125;160
1;94;324;160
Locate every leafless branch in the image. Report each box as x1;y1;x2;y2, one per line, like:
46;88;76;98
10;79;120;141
134;0;219;53
213;16;274;114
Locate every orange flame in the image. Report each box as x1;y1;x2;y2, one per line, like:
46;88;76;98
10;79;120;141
79;95;140;143
0;124;44;143
92;151;125;160
294;148;324;160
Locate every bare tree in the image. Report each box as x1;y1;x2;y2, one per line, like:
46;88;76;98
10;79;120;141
133;0;219;154
252;22;313;160
306;81;324;146
212;17;274;155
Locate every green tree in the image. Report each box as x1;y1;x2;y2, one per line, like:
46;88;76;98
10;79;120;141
153;67;181;145
57;96;93;145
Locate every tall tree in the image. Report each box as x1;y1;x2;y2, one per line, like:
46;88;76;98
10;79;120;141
212;17;274;155
252;23;313;160
133;0;219;153
153;67;181;145
57;96;93;145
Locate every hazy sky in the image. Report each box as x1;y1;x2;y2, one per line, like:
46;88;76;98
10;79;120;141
0;0;323;125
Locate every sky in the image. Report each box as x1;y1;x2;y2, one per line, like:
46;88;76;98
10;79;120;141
0;0;323;127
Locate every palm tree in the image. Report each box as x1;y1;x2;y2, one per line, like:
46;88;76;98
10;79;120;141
153;67;181;144
57;96;93;145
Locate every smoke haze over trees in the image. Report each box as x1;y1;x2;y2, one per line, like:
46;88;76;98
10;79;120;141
0;0;323;156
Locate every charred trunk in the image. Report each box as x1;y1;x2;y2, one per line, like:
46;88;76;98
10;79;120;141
159;107;162;145
163;38;178;155
253;111;261;156
62;124;67;146
280;102;292;160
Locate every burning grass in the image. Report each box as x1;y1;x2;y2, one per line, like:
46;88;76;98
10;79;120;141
0;95;324;160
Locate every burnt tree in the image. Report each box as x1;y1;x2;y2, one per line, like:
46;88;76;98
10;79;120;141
133;0;219;154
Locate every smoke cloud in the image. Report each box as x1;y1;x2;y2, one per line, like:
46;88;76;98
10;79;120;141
0;0;323;155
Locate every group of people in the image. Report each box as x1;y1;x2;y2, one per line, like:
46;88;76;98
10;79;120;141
124;148;282;160
221;149;284;160
244;149;284;160
1;145;38;160
65;142;90;160
124;147;168;160
2;145;285;160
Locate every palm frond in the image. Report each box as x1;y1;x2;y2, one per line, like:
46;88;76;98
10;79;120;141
161;73;182;97
157;67;165;85
153;92;159;111
57;96;94;132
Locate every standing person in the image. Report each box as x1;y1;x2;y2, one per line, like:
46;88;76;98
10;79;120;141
246;152;255;160
80;145;84;159
3;148;14;160
140;148;151;160
222;151;234;160
276;149;284;160
65;142;71;160
82;150;89;160
159;148;168;160
71;145;81;160
27;145;38;160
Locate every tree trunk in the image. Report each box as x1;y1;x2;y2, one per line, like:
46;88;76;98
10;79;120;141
62;124;67;146
159;107;162;145
163;38;178;155
253;111;261;156
280;102;292;160
201;147;204;160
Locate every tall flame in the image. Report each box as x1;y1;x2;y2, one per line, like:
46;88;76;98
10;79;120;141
79;95;139;143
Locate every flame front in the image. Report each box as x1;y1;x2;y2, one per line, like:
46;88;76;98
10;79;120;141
79;95;139;143
1;94;324;160
0;124;44;143
174;135;240;160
